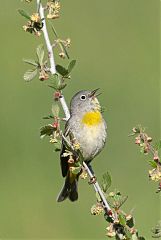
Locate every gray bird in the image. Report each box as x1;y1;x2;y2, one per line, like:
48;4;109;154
57;89;107;202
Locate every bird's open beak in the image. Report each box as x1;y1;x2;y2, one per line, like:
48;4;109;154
89;88;101;98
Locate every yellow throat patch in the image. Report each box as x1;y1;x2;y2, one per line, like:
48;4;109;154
82;111;102;126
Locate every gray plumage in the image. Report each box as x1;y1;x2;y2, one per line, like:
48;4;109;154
57;90;107;202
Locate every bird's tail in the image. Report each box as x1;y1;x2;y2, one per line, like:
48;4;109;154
57;173;78;202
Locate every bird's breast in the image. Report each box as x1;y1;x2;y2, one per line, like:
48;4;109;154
70;115;107;161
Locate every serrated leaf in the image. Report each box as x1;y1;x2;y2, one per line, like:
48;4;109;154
23;59;39;67
118;212;126;226
68;60;76;73
18;9;31;20
52;103;59;117
36;44;44;65
40;124;54;138
60;42;70;59
149;160;157;168
49;74;61;90
101;171;112;193
56;65;68;76
24;68;38;81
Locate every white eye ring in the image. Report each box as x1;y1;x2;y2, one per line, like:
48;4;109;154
80;95;86;100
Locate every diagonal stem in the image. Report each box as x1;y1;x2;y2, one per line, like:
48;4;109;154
37;0;114;219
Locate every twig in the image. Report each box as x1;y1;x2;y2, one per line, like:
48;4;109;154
61;132;113;216
37;0;114;219
37;0;56;74
83;162;112;213
59;95;70;120
37;0;70;120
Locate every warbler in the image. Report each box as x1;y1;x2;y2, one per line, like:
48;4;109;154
57;89;107;202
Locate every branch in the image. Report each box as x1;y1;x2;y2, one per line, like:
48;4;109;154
37;0;114;219
83;162;112;213
37;0;70;120
61;132;113;216
37;0;56;74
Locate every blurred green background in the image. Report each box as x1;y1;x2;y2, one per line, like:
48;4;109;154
0;0;160;239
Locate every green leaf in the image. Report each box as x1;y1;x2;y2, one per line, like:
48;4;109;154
24;68;38;81
40;124;54;138
52;103;59;117
155;140;161;150
70;166;82;175
60;42;70;59
58;82;67;90
149;160;157;168
18;9;31;20
23;59;39;67
101;171;112;193
124;228;132;239
68;60;76;73
36;44;44;65
126;216;134;228
118;212;126;226
104;213;113;223
48;74;61;90
56;65;68;76
53;142;61;152
43;115;54;119
95;192;102;202
51;24;58;38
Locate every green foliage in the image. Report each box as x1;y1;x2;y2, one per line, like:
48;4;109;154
23;59;38;67
56;60;76;79
48;74;67;90
51;24;58;38
70;166;82;175
152;221;161;238
56;65;68;77
149;160;157;168
51;103;59;117
118;212;126;226
36;44;44;66
155;140;161;151
18;9;31;20
59;42;70;59
24;68;38;81
40;124;54;139
43;115;54;119
53;141;61;152
101;171;112;193
68;60;76;73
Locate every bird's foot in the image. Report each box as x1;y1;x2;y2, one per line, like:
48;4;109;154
88;176;97;184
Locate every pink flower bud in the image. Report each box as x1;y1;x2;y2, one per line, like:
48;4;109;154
135;137;141;145
52;122;59;129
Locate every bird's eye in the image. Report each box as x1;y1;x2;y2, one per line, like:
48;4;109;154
80;95;86;100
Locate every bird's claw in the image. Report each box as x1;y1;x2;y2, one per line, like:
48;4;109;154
88;176;97;184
